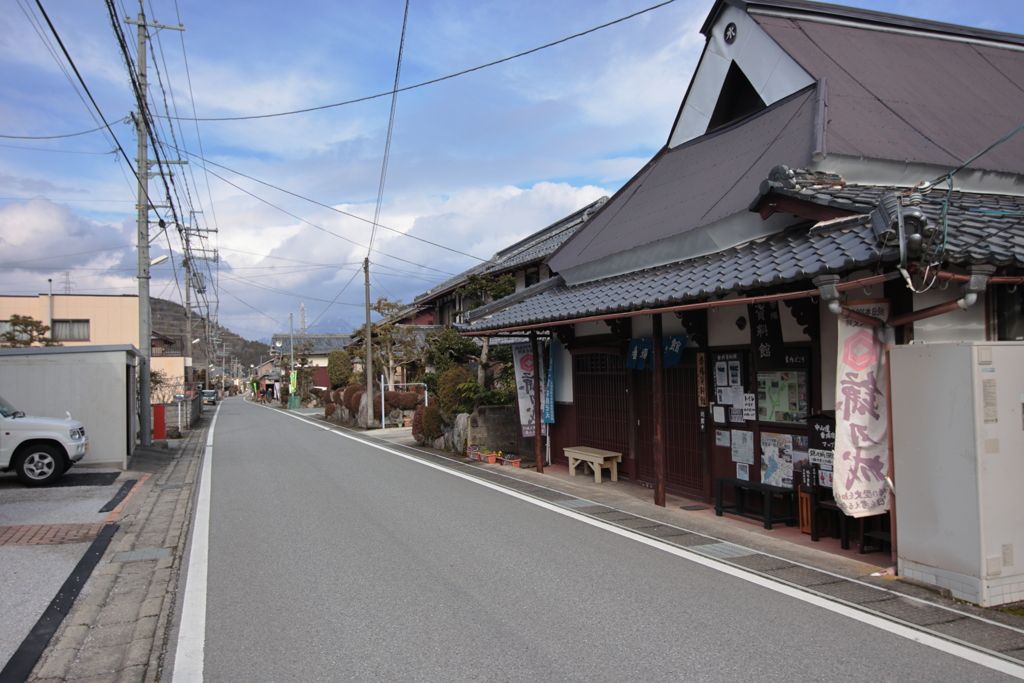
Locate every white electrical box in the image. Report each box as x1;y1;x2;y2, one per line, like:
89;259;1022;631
890;341;1024;606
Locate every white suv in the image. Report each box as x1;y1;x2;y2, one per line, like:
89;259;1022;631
0;393;89;486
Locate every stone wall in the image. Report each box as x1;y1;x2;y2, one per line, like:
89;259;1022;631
467;405;518;455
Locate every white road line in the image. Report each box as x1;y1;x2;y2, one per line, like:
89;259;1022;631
275;409;1024;680
171;404;220;683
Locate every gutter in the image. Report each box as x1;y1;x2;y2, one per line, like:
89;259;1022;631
461;271;898;336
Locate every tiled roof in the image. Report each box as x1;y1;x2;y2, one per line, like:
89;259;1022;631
412;198;606;304
463;171;1024;332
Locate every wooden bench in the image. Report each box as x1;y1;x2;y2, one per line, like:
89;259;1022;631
564;447;621;484
712;477;798;530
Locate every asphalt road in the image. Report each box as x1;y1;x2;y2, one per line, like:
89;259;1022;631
190;398;1018;682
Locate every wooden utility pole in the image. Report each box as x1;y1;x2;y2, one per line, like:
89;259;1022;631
530;331;544;473
364;258;374;428
653;314;666;507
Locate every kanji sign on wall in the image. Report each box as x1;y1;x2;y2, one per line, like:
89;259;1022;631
833;300;889;518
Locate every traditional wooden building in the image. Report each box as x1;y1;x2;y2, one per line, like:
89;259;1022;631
460;0;1024;518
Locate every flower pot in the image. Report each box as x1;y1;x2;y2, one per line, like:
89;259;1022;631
500;458;521;468
482;453;498;464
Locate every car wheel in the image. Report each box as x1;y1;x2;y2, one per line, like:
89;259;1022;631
14;445;66;486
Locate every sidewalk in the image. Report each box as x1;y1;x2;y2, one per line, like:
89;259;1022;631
25;417;206;683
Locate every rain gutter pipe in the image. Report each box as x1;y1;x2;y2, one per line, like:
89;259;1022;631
460;272;899;336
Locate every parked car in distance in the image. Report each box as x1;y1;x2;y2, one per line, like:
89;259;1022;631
0;393;89;486
202;390;217;405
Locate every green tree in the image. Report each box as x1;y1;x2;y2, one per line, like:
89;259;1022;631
327;349;353;388
0;315;61;347
424;325;479;374
454;273;515;311
352;298;421;390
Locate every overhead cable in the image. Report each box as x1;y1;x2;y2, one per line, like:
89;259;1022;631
158;0;679;122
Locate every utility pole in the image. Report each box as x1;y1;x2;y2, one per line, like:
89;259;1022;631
127;12;183;448
364;258;374;428
289;313;295;404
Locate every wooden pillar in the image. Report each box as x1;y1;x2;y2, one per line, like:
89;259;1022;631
653;314;666;507
531;331;544;474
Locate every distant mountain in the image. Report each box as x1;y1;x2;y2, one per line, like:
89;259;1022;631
151;298;272;370
306;314;361;335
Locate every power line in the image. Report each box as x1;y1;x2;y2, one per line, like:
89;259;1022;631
186;158;458;276
368;0;409;256
164;143;488;262
157;0;679;123
30;0;144;198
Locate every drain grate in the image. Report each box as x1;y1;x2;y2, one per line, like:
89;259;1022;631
558;498;599;509
692;542;756;559
157;483;185;490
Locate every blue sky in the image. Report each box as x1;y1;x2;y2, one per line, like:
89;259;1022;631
2;0;1022;341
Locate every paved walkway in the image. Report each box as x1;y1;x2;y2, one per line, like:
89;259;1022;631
20;403;1024;681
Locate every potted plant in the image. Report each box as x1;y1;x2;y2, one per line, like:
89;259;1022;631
499;452;521;468
478;448;498;465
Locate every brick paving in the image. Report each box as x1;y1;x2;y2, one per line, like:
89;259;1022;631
0;523;108;547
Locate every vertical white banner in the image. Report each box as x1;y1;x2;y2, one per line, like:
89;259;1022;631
833;301;889;518
512;343;546;438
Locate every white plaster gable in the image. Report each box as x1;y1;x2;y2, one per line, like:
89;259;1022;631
668;3;813;149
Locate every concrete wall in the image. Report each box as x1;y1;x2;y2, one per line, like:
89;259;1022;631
0;347;137;468
467;405;518;455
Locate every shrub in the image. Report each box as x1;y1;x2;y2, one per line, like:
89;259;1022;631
325;403;337;417
343;384;365;413
310;388;322;398
411;405;425;438
384;390;403;411
421;405;443;439
438;366;471;419
397;391;420;410
352;390;364;414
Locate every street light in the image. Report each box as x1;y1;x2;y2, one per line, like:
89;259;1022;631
150;254;169;266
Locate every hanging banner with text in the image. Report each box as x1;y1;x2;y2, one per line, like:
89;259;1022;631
543;341;555;424
513;343;547;438
748;301;786;369
833;300;889;518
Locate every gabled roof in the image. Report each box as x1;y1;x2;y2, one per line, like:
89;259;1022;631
464;170;1024;333
548;88;817;278
551;0;1024;284
412;197;607;304
750;5;1024;174
270;333;352;355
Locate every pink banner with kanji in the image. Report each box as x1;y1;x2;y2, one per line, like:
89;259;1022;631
833;300;889;518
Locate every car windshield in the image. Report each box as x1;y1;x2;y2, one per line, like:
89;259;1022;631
203;391;215;398
0;394;16;417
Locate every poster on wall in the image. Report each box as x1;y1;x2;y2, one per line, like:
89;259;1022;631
760;432;793;487
716;430;731;447
736;463;750;481
757;371;809;424
742;393;757;420
728;360;742;386
834;301;890;517
715;361;729;388
731;430;754;464
808;414;836;488
512;343;547;438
